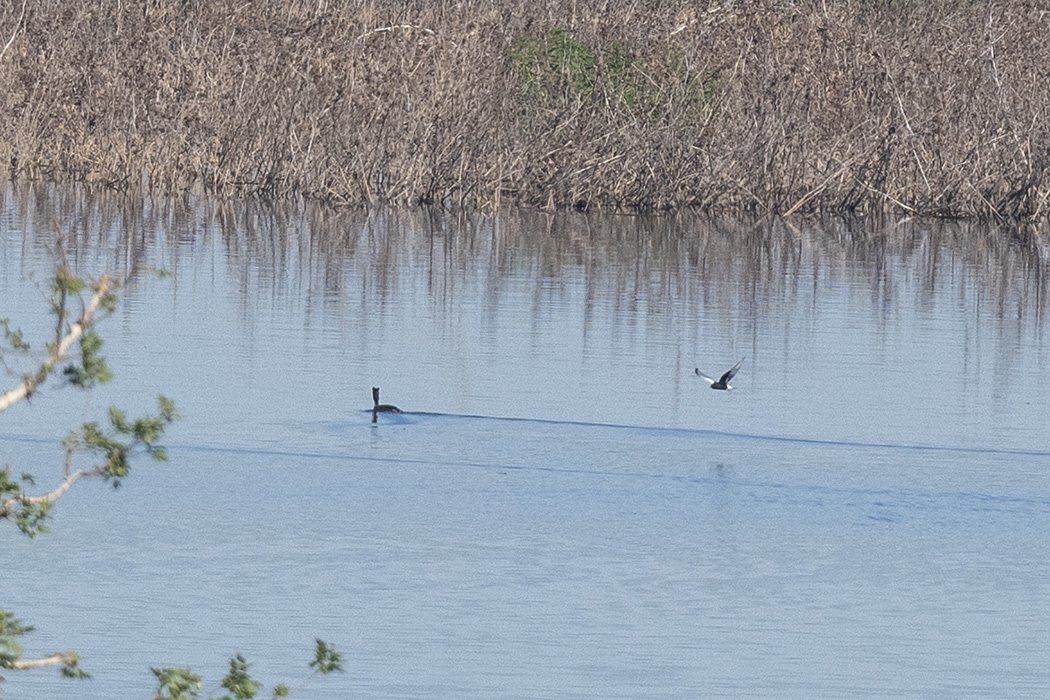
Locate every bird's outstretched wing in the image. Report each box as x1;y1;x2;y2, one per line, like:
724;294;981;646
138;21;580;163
695;367;716;385
719;358;745;385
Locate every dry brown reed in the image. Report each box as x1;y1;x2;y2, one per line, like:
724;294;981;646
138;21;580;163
1;0;1050;218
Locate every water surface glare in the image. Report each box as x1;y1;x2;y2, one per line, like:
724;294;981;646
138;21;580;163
1;187;1049;698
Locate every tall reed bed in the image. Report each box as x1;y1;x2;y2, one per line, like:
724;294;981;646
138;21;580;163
1;0;1049;218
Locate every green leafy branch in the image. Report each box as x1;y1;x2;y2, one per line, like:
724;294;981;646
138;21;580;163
1;260;340;699
0;394;178;537
0;268;115;412
1;262;177;686
0;609;86;684
151;640;345;700
0;263;179;537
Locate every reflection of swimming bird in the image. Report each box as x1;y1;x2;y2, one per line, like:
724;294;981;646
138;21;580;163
695;358;745;390
372;387;401;413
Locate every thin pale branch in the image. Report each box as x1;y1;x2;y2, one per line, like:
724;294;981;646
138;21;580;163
3;467;100;512
10;652;78;671
0;274;110;414
784;161;854;217
1;433;118;514
0;0;28;64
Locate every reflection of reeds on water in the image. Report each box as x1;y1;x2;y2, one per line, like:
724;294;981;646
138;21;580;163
3;1;1050;218
7;182;1049;340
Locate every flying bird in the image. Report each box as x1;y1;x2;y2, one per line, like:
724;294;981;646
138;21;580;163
695;358;745;391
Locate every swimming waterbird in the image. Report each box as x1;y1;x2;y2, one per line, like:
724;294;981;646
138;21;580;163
372;386;402;422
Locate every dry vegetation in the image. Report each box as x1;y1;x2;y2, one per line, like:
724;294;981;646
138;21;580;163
1;0;1049;218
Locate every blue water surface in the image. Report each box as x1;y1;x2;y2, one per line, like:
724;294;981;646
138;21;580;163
1;186;1049;699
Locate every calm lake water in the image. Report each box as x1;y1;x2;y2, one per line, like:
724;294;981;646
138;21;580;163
2;184;1049;698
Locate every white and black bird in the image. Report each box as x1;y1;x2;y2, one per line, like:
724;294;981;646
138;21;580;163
695;358;745;390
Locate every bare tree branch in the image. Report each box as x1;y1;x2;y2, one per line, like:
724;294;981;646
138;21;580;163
3;467;102;512
10;652;78;671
